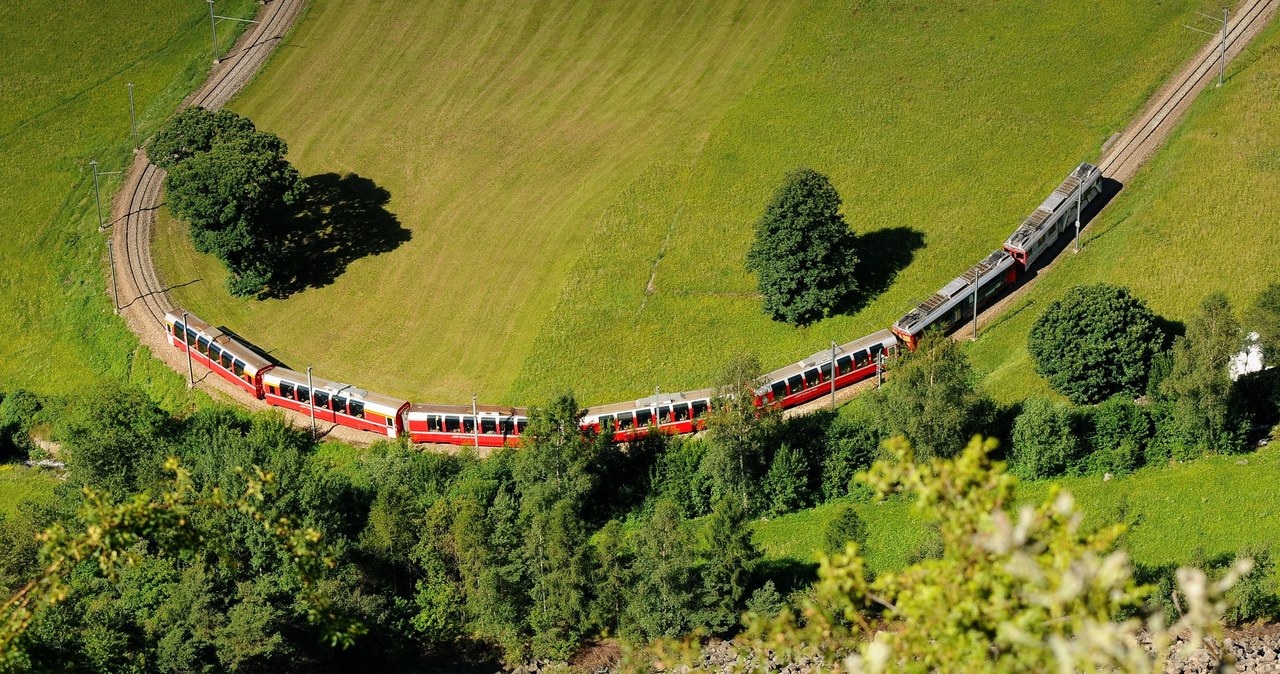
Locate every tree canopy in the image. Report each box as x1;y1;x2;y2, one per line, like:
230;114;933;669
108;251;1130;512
745;168;859;325
871;332;988;459
1161;292;1247;455
1027;284;1166;404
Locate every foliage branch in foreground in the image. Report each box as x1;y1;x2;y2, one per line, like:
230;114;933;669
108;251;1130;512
651;437;1248;673
0;458;361;663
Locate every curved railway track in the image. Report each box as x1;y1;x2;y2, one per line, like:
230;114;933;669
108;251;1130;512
112;0;1277;439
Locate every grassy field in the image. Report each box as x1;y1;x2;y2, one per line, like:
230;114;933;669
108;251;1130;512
968;20;1280;403
155;0;1219;406
0;0;256;404
754;443;1280;577
0;466;58;518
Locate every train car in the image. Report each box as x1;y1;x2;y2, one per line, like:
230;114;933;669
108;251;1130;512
262;367;409;438
891;250;1016;350
754;329;898;407
407;403;529;447
164;309;275;397
582;388;714;442
1003;162;1102;270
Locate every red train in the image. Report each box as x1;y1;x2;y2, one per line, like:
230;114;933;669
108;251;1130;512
163;162;1100;448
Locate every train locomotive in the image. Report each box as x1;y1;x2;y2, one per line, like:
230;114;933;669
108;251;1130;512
162;162;1101;447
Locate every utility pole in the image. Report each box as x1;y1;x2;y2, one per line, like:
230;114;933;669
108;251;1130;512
106;240;120;313
182;311;194;387
126;82;138;150
306;366;317;440
472;394;479;450
90;160;103;231
1219;7;1229;87
972;274;980;340
876;351;884;388
208;0;220;63
829;341;837;410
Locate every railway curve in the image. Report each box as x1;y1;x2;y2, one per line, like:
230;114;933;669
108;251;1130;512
111;0;1278;443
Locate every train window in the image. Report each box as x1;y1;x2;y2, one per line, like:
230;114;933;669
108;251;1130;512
332;396;347;413
220;352;233;369
387;416;394;428
771;381;787;400
636;409;652;427
296;386;310;403
820;362;833;381
804;369;821;387
185;327;197;345
171;322;183;339
481;418;497;434
787;374;804;393
349;401;364;419
836;356;853;375
499;418;513;434
618;412;634;430
516;419;528;434
444;416;460;432
599;415;614;431
196;336;210;355
280;382;294;399
233;360;245;378
462;417;475;433
673;404;689;421
855;350;869;368
427;415;443;432
209;344;222;362
313;391;329;408
657;405;671;422
692;400;709;417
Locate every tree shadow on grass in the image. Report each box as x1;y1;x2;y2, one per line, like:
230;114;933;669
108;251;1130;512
835;226;926;316
262;172;410;299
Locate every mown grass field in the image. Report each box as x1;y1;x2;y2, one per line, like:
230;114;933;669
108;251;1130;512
0;466;58;519
754;444;1280;577
157;0;1219;406
968;20;1280;403
0;0;256;405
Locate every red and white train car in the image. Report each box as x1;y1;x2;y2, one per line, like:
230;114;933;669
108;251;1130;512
164;310;275;397
406;403;528;448
262;367;410;438
754;329;897;407
581;389;714;442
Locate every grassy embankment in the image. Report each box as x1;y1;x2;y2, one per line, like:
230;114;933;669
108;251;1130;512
968;19;1280;403
754;444;1280;577
155;0;1216;406
0;0;259;507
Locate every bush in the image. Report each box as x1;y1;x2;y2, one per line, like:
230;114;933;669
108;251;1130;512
745;168;859;325
820;412;882;501
0;390;42;459
1028;284;1166;404
745;580;786;619
1009;397;1082;480
652;439;712;518
1225;546;1277;626
823;506;868;556
1080;396;1152;475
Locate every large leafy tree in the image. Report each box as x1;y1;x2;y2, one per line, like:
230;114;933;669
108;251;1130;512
872;332;988;459
1161;292;1247;455
700;355;778;511
149;107;258;170
1027;284;1166;404
1248;281;1280;361
746;168;859;325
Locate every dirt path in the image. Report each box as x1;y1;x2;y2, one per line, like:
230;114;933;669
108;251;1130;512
111;0;1278;441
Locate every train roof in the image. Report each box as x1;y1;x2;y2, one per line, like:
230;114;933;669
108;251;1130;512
165;309;273;374
1004;162;1099;252
761;329;897;386
263;367;408;413
408;402;529;417
583;388;715;418
892;250;1014;336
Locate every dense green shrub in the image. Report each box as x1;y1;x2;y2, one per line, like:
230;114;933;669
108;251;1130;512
823;506;868;556
1161;293;1249;456
745;168;859;325
1009;397;1082;480
762;443;808;516
1225;546;1277;625
0;390;42;459
821;413;882;501
1079;396;1152;475
653;438;712;518
1027;284;1166;404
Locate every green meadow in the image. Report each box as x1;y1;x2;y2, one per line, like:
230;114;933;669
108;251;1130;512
156;0;1218;406
968;20;1280;403
754;444;1280;577
0;0;256;403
